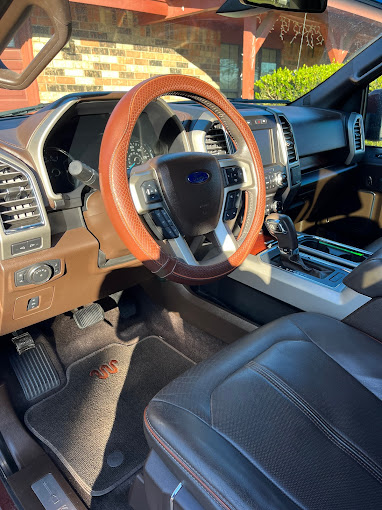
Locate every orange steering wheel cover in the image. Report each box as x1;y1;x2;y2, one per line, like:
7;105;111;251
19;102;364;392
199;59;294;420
99;75;265;285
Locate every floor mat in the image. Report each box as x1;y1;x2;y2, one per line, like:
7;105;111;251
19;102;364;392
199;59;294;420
25;337;193;497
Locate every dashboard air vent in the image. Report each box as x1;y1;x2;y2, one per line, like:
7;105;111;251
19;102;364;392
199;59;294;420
205;122;233;155
354;117;363;151
279;115;298;165
0;162;43;233
345;113;365;165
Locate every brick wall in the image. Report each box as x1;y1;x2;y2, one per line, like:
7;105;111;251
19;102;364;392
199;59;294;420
32;4;221;104
281;37;326;69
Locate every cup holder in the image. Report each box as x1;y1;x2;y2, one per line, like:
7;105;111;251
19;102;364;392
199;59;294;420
339;252;367;263
299;238;368;264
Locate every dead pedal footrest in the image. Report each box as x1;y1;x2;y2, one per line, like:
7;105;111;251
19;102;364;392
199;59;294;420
73;303;104;329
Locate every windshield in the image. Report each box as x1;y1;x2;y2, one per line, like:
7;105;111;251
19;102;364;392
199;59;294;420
0;0;381;111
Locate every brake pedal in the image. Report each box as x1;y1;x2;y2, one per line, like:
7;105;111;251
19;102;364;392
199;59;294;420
10;343;60;401
73;303;104;329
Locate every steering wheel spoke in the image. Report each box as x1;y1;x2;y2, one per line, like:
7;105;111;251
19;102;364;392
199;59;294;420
210;220;239;259
167;236;199;266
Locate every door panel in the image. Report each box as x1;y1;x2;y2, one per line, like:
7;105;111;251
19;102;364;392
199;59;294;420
358;145;382;228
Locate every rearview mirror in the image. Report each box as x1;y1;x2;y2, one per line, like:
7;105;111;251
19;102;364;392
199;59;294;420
0;0;71;90
238;0;327;13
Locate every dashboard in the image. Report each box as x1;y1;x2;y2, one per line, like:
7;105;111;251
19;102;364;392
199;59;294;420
0;90;365;336
43;98;188;194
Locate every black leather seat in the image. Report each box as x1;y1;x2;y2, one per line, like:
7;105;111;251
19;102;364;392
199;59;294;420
366;237;382;253
144;313;382;509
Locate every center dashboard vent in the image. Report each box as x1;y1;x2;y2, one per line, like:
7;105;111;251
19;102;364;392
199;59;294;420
278;115;298;165
345;113;365;164
354;117;363;151
205;122;234;155
0;162;44;233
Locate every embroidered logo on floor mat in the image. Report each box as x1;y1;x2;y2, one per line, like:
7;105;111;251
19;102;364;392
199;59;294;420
90;360;118;379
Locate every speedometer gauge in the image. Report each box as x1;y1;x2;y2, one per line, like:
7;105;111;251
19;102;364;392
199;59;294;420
127;139;154;167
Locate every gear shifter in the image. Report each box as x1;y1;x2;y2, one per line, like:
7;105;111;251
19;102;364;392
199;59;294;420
265;213;322;277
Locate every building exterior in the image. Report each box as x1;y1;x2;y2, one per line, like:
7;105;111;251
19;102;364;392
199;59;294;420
0;0;381;110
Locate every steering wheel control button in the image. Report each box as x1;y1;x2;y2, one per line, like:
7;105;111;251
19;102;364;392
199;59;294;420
142;180;161;204
226;190;241;209
223;190;241;222
224;209;237;222
224;166;244;187
27;296;40;311
147;209;179;240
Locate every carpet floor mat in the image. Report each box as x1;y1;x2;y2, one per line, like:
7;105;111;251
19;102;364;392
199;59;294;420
25;337;193;497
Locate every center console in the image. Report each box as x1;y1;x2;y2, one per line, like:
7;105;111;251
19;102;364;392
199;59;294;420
262;235;370;290
229;223;372;320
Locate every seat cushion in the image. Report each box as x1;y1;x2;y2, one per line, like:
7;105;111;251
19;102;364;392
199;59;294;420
144;313;382;510
365;237;382;253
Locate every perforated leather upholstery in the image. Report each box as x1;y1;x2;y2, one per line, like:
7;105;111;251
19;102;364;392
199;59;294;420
145;313;382;509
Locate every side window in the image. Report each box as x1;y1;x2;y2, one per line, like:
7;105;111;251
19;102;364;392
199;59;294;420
365;77;382;148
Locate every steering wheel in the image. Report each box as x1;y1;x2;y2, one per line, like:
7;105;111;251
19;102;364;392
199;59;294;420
99;75;266;285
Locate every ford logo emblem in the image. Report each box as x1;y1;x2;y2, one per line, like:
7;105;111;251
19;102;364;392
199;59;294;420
187;171;210;184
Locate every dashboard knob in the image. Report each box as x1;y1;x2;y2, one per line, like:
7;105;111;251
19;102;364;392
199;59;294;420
26;264;53;284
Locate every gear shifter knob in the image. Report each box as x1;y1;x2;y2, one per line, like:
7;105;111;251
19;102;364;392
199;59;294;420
265;213;324;278
265;213;298;254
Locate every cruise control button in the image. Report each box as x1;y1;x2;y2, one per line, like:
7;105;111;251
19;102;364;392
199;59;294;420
162;227;178;239
150;209;167;227
148;209;179;239
161;209;173;226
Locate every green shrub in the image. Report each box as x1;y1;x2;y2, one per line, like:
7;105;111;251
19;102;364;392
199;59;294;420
254;62;382;102
254;62;343;102
370;75;382;92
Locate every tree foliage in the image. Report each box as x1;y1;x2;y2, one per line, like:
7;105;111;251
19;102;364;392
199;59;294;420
254;62;344;101
370;75;382;92
254;62;382;102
